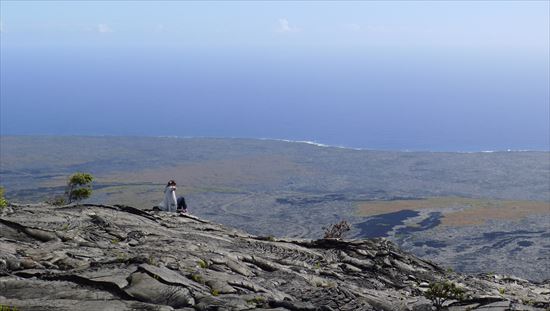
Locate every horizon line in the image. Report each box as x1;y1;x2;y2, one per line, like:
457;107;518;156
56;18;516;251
1;134;549;154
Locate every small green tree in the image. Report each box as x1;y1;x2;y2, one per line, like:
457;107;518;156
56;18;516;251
0;187;8;209
425;280;466;310
66;173;94;203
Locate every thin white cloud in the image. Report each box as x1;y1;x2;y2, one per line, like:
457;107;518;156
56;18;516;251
97;23;113;33
343;23;361;32
365;25;389;33
277;18;299;33
0;20;4;33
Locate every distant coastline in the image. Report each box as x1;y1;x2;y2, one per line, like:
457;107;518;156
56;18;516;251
257;138;546;154
1;134;548;154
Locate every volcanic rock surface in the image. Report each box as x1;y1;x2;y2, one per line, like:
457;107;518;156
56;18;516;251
1;203;548;310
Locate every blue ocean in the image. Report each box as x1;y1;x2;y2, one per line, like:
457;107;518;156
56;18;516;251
1;46;548;152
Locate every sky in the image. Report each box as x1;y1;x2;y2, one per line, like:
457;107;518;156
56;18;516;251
1;1;549;151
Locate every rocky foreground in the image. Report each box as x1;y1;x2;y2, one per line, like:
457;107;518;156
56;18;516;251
0;203;548;311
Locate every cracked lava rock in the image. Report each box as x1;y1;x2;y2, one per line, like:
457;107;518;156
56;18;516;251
1;203;549;310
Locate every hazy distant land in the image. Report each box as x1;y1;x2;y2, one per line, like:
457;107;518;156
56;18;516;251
1;136;549;281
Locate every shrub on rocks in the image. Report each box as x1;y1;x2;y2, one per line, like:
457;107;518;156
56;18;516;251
0;187;8;209
323;220;351;239
425;280;466;310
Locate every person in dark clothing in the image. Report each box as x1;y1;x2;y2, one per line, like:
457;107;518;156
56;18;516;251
177;196;188;214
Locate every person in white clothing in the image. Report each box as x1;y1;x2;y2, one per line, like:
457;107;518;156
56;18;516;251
159;180;178;212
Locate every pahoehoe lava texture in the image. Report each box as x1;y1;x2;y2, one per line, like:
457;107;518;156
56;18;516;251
1;203;549;310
